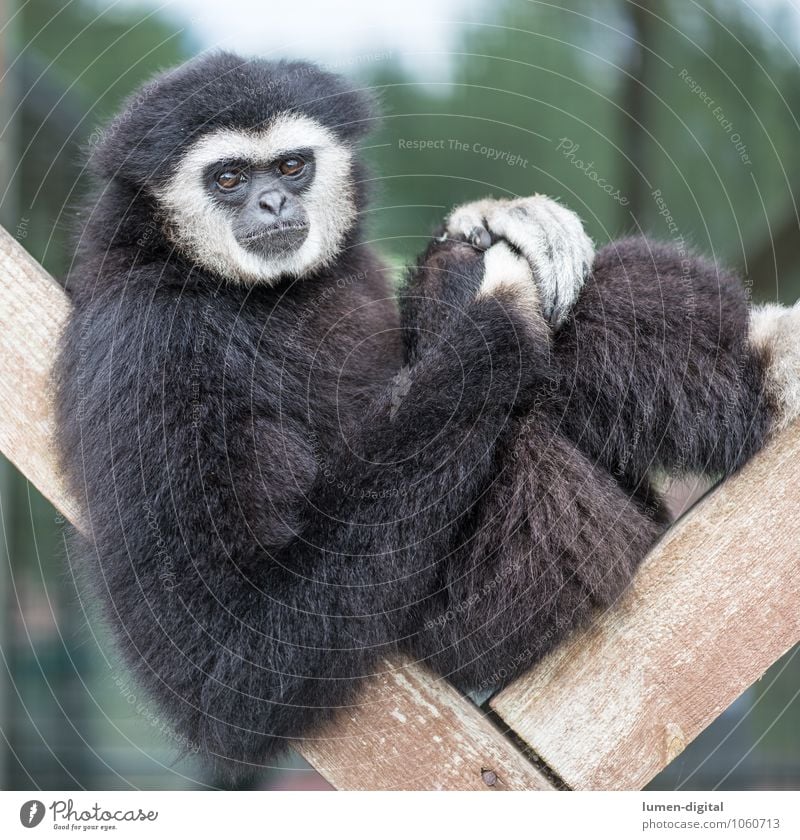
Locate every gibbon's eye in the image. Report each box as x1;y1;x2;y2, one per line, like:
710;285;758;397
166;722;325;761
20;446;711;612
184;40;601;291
278;157;305;177
216;169;246;190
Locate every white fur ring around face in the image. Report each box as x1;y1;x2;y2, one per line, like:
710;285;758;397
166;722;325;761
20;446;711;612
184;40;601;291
445;195;595;326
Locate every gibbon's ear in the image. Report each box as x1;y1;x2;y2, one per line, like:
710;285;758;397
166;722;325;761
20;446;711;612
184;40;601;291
325;80;383;141
85;66;188;188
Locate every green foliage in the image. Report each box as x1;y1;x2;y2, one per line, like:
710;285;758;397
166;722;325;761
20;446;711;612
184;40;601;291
13;0;192;275
359;0;800;300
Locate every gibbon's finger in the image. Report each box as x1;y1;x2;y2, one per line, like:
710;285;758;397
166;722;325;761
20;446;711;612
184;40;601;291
445;198;509;248
470;225;493;250
431;221;492;249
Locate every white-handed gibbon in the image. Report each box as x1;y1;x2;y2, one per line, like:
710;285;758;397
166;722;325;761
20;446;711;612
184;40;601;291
55;51;800;778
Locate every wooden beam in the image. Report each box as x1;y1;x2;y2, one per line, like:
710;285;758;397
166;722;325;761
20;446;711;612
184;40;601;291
0;225;552;791
296;654;553;790
491;424;800;790
0;227;78;523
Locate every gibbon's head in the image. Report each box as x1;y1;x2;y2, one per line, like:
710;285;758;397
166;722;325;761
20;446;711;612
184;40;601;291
90;52;377;282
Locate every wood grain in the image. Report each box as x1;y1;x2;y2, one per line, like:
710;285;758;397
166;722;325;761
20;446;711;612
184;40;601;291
296;654;553;790
0;227;79;523
0;225;551;791
491;423;800;790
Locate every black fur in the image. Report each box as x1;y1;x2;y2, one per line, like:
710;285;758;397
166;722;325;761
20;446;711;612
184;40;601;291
54;53;777;779
403;237;775;692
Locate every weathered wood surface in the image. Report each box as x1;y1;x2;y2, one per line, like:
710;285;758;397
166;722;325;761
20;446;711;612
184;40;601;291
0;225;552;791
1;222;798;790
492;423;800;790
0;228;78;523
296;655;553;790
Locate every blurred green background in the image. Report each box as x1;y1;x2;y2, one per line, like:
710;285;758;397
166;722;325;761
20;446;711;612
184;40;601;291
1;0;799;790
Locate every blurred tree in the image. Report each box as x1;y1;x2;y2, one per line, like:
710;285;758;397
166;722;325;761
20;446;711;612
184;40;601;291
15;0;191;275
620;0;656;219
362;0;800;303
0;0;18;793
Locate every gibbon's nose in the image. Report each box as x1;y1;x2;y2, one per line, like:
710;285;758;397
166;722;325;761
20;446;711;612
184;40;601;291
258;189;286;216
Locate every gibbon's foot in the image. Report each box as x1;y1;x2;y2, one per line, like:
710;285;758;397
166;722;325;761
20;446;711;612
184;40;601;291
749;300;800;430
444;195;594;326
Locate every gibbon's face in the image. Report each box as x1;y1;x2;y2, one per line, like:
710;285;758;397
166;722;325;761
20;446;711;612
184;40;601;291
155;113;357;283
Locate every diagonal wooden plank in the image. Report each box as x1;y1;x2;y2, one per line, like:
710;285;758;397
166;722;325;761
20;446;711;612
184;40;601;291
0;228;77;523
491;423;800;790
295;654;553;790
0;225;552;791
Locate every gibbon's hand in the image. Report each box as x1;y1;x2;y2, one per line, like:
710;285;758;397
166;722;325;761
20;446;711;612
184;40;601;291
443;195;595;326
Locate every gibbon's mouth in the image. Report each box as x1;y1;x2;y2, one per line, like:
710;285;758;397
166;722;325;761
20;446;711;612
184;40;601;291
240;223;309;255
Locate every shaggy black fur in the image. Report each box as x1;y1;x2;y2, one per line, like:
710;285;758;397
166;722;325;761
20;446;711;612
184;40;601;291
403;237;775;692
54;53;776;779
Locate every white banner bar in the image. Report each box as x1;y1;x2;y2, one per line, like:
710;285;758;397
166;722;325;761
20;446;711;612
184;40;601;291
1;790;798;839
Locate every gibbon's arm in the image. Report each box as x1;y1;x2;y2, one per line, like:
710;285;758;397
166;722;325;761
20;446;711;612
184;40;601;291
551;237;795;489
55;237;554;777
442;196;795;490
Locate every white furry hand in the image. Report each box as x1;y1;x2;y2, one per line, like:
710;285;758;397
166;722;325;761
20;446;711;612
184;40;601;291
445;195;594;326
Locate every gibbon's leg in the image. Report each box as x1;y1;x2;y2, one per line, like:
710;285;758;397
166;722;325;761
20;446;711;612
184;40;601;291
399;222;664;693
551;237;800;489
405;402;663;694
